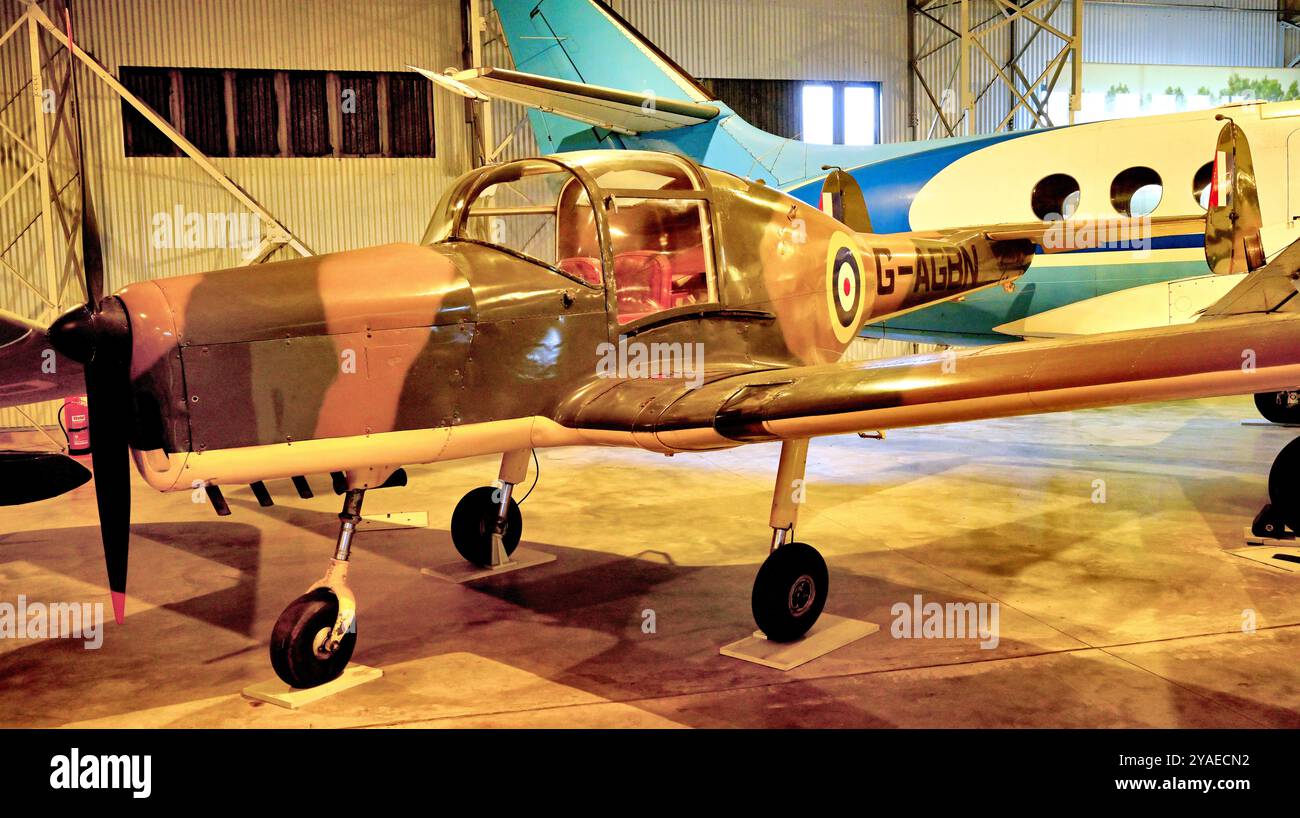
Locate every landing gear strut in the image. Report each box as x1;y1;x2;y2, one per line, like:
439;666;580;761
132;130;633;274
450;449;529;567
752;438;828;641
270;488;362;688
269;467;404;689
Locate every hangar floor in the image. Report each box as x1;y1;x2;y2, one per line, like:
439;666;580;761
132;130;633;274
2;395;1299;728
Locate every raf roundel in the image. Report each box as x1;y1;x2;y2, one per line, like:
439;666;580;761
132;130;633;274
825;232;866;344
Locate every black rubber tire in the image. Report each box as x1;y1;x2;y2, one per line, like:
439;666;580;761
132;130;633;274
1268;437;1300;533
751;541;829;642
269;588;356;689
450;485;522;566
1255;391;1300;424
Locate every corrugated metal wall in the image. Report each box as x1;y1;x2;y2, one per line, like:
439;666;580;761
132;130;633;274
612;0;913;143
1085;0;1282;66
612;1;1291;139
0;0;473;428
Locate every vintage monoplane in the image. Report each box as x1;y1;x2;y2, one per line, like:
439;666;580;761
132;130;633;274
1;122;1296;689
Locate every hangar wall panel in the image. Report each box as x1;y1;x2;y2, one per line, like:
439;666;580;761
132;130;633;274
1084;0;1282;67
612;0;912;143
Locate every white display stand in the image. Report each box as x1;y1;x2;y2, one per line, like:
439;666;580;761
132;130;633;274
421;547;556;583
1230;543;1300;573
720;614;878;671
357;511;428;531
242;665;383;709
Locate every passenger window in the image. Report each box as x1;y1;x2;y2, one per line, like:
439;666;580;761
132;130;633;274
607;196;713;324
1110;166;1163;216
1192;161;1214;210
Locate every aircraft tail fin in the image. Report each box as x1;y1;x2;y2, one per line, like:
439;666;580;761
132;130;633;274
484;0;718;153
493;0;711;105
1205;116;1266;275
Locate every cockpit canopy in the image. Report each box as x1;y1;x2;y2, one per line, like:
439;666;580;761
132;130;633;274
424;151;719;324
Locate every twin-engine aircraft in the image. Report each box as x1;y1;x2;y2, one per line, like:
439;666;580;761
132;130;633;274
0;123;1296;689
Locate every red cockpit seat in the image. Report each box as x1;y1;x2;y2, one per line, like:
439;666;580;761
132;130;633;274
613;251;673;323
557;256;603;286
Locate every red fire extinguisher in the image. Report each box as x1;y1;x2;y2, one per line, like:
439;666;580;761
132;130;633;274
61;395;90;456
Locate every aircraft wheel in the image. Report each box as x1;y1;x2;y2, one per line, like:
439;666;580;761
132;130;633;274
270;589;355;689
1268;437;1300;533
752;541;828;642
450;486;521;566
1254;390;1300;424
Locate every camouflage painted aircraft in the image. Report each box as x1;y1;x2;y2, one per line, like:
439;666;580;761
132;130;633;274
0;122;1296;689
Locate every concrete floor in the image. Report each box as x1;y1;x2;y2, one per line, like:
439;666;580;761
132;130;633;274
2;394;1299;728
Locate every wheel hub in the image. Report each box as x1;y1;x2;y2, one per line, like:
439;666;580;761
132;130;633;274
787;574;815;617
311;626;333;660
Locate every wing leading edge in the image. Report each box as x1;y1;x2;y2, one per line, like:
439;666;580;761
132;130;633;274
559;309;1300;451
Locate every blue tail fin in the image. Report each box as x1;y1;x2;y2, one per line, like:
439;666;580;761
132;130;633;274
487;0;1022;228
493;0;711;152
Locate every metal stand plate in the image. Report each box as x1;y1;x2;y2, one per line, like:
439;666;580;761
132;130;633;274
421;547;556;584
241;665;383;709
1240;419;1300;428
720;614;878;671
1229;544;1300;573
357;511;428;532
1244;526;1296;546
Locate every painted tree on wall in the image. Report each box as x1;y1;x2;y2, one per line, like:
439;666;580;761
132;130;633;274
1217;73;1300;103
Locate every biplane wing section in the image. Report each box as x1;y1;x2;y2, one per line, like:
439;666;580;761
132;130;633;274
413;65;719;135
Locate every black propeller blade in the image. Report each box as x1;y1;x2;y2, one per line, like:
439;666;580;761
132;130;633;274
48;300;133;625
47;5;133;625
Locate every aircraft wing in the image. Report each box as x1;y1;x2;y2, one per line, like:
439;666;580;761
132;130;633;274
558;309;1300;450
0;309;83;410
413;65;719;135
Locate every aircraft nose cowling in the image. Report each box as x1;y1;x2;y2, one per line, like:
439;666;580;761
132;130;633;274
120;243;475;454
143;242;474;346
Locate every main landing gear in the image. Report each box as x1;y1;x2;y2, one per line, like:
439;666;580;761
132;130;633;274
1254;390;1300;425
752;438;829;642
450;448;529;568
1252;436;1300;540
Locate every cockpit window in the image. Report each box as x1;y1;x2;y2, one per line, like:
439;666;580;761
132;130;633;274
590;157;698;192
443;153;717;313
456;162;598;279
607;196;714;324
